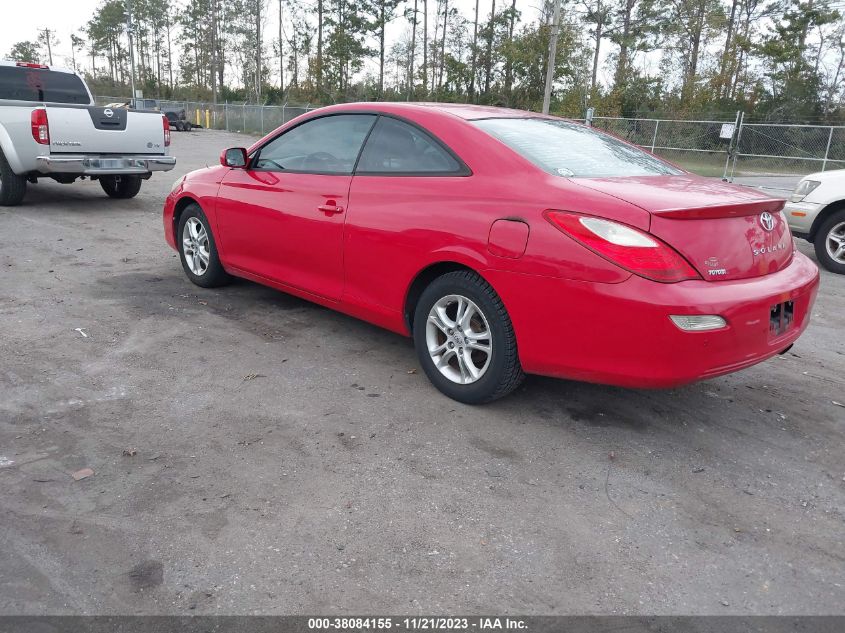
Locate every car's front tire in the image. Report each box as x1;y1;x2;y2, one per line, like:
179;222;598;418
0;148;27;206
177;203;231;288
813;208;845;274
100;175;142;199
413;270;524;404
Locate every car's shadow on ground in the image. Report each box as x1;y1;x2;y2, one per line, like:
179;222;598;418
102;269;783;436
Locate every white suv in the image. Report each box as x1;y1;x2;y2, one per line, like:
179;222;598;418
785;168;845;273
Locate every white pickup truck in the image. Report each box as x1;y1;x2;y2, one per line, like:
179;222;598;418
0;60;175;206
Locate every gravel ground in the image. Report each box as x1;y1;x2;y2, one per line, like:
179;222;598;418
1;130;843;615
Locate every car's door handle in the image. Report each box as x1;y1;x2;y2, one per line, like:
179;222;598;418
318;203;344;215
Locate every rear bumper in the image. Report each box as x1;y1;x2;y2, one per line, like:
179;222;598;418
487;252;820;388
36;155;176;175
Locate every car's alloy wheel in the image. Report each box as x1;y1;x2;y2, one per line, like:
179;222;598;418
182;217;210;276
426;294;492;384
413;270;524;404
824;221;845;265
176;203;231;288
814;208;845;274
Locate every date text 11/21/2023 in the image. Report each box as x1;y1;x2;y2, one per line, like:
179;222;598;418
307;617;527;631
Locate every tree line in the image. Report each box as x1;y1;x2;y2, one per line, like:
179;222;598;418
6;0;845;123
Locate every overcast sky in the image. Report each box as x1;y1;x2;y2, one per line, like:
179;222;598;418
2;0;553;78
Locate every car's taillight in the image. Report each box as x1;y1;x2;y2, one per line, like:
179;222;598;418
31;109;50;145
163;115;171;147
544;210;700;283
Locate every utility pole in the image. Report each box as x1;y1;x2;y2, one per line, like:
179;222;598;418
542;0;562;114
40;28;54;65
126;0;138;104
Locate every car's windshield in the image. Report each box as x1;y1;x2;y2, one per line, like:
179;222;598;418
472;117;682;178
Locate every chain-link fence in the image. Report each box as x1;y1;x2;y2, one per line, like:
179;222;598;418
92;97;845;180
591;116;736;177
94;95;317;136
732;123;845;176
590;115;845;180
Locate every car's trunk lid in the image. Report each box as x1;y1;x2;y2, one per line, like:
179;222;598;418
574;175;793;281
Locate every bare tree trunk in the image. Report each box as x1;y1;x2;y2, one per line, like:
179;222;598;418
613;0;635;90
317;0;323;95
542;0;561;114
408;0;418;99
279;0;285;94
718;0;738;99
503;0;515;97
256;0;262;102
378;1;386;97
469;0;479;100
438;0;448;91
423;0;428;95
483;0;495;96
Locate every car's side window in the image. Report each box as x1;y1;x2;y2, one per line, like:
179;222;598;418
253;114;376;174
356;117;465;175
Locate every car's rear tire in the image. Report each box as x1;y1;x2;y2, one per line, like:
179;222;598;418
0;148;27;206
177;203;231;288
100;175;142;199
813;208;845;274
413;270;524;404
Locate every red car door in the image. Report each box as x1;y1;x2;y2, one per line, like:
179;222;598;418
215;114;377;300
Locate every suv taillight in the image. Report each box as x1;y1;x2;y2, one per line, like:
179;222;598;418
545;210;700;283
31;109;50;145
163;115;171;147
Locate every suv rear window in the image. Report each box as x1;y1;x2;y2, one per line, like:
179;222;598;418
472;117;681;178
0;66;90;104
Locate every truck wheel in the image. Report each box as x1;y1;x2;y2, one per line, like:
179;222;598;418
0;148;27;206
100;175;142;199
813;208;845;274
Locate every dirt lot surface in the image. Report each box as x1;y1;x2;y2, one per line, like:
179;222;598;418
1;130;843;615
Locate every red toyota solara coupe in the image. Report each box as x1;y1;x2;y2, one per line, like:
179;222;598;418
163;103;819;403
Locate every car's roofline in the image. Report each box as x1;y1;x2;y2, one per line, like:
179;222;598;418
308;101;564;122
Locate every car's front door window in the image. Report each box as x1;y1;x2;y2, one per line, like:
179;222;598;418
253;114;376;174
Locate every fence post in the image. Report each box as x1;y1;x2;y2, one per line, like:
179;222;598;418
282;102;286;124
225;102;229;131
722;110;741;181
585;107;594;127
260;106;264;136
650;120;659;152
729;111;745;181
822;126;834;172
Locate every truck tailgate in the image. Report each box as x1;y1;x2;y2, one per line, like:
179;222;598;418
45;105;166;155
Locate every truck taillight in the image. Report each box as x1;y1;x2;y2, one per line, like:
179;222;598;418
163;115;171;147
31;109;50;145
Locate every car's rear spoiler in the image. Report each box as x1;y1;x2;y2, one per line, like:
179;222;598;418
652;199;786;219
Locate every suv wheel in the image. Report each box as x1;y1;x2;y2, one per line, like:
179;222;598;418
814;208;845;274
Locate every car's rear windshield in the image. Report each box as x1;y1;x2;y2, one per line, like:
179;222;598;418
0;66;90;104
472;117;682;178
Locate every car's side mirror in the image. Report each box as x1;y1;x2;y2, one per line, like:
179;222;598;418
221;147;248;168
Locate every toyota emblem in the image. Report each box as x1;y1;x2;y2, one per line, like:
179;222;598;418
103;108;114;118
759;212;775;231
